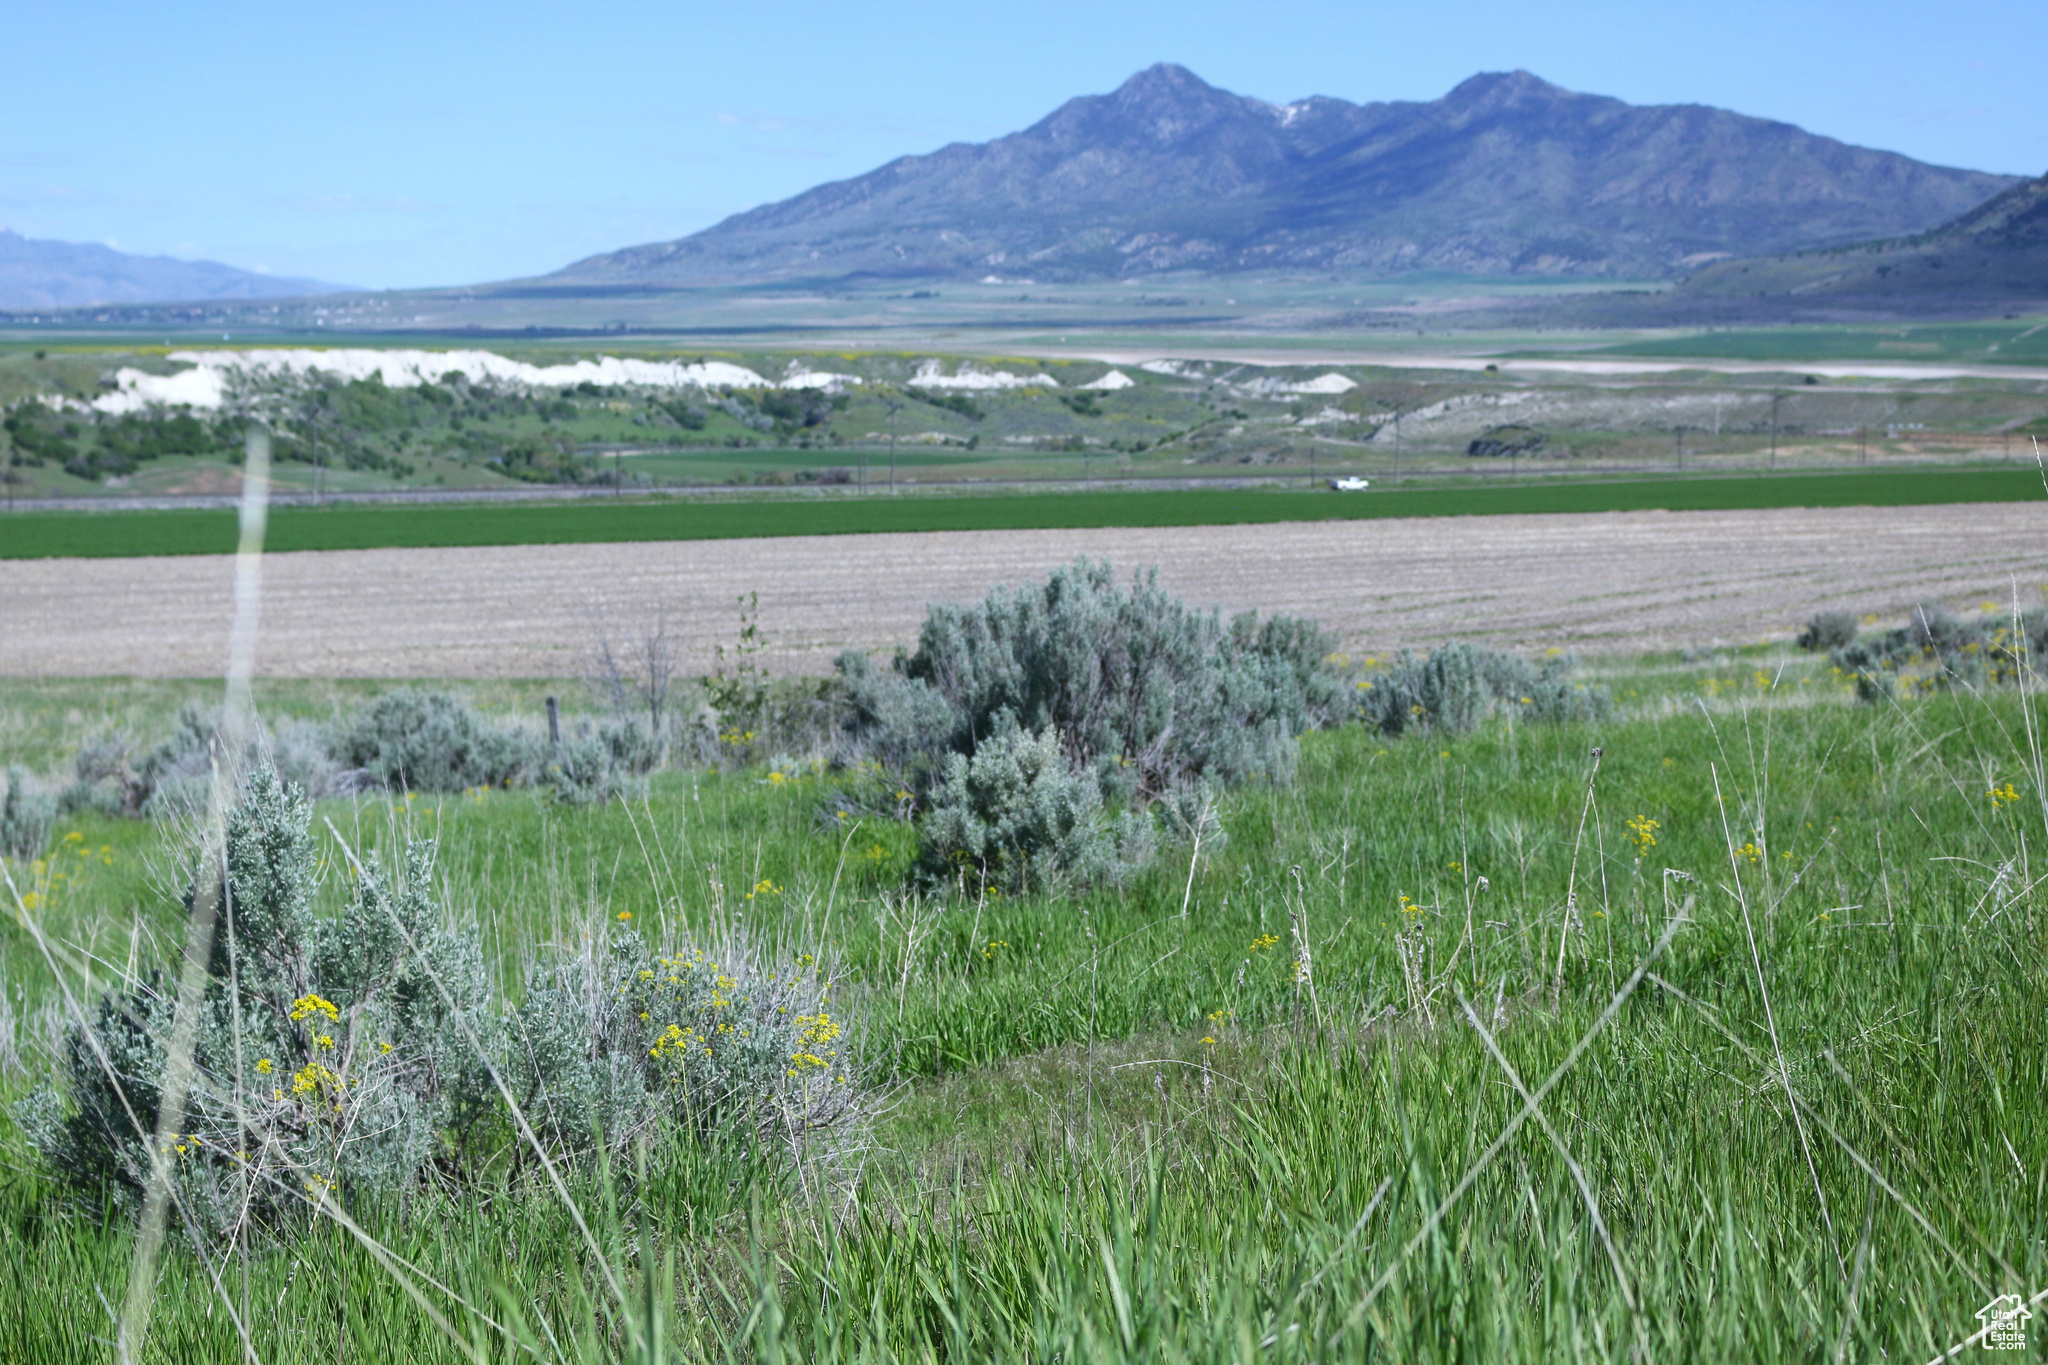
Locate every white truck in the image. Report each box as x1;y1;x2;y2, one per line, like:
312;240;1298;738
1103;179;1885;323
1328;476;1371;491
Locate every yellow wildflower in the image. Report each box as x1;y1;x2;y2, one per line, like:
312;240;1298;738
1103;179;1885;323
289;994;340;1024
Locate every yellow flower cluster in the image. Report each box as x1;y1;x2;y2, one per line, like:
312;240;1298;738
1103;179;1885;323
1625;815;1660;855
794;1011;839;1048
1248;933;1281;953
291;1060;345;1109
289;994;340;1024
787;1011;840;1074
650;1022;709;1059
1988;782;2021;809
1734;841;1762;865
53;831;117;867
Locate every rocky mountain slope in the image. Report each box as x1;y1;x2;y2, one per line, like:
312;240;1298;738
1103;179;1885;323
1674;169;2048;311
0;230;342;309
550;64;2018;287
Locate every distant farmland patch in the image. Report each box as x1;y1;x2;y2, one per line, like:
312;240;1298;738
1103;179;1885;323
0;467;2041;560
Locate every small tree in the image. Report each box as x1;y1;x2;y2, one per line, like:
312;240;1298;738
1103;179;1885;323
589;607;677;741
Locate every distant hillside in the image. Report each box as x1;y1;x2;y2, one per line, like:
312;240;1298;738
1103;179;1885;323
0;230;344;309
1674;170;2048;311
549;64;2019;288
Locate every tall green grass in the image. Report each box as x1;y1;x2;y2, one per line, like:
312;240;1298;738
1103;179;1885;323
1;660;2043;1360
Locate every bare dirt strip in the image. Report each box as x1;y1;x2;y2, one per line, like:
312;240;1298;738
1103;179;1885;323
1;504;2041;679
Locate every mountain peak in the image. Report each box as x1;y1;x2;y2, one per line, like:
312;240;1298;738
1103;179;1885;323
1028;62;1274;151
1112;62;1217;101
1100;62;1260;123
1443;69;1570;106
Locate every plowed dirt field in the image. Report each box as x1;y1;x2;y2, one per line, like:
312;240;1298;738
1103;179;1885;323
2;504;2041;678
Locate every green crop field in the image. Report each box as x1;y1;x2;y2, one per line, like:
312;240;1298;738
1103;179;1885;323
3;466;2043;560
1576;316;2048;367
1;625;2044;1360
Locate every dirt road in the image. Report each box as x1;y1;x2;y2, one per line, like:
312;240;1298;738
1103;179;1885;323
2;504;2040;679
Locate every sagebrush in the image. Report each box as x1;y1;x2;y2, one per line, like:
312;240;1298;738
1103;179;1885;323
17;768;861;1242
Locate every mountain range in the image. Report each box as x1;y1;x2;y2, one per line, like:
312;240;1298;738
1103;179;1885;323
1673;168;2048;309
0;230;342;309
549;64;2020;288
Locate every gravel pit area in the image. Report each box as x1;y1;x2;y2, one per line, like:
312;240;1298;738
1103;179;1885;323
1;504;2041;679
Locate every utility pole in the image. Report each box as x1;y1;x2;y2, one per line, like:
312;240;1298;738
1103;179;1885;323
882;393;903;494
303;387;333;503
1769;393;1783;471
1392;409;1402;485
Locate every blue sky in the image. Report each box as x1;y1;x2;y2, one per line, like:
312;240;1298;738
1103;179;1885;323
4;0;2041;290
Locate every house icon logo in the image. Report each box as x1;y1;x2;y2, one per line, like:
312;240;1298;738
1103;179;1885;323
1976;1294;2031;1351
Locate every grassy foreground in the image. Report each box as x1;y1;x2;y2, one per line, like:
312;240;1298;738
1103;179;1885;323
1;656;2044;1361
3;465;2044;559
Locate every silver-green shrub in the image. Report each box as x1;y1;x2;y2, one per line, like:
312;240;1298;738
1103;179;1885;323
1;766;55;860
1359;642;1609;737
1826;604;2044;701
507;927;859;1155
835;649;956;781
60;705;345;818
835;558;1343;801
541;718;664;805
331;688;538;793
18;768;862;1234
332;689;661;804
17;769;493;1233
915;719;1155;896
1796;610;1858;652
